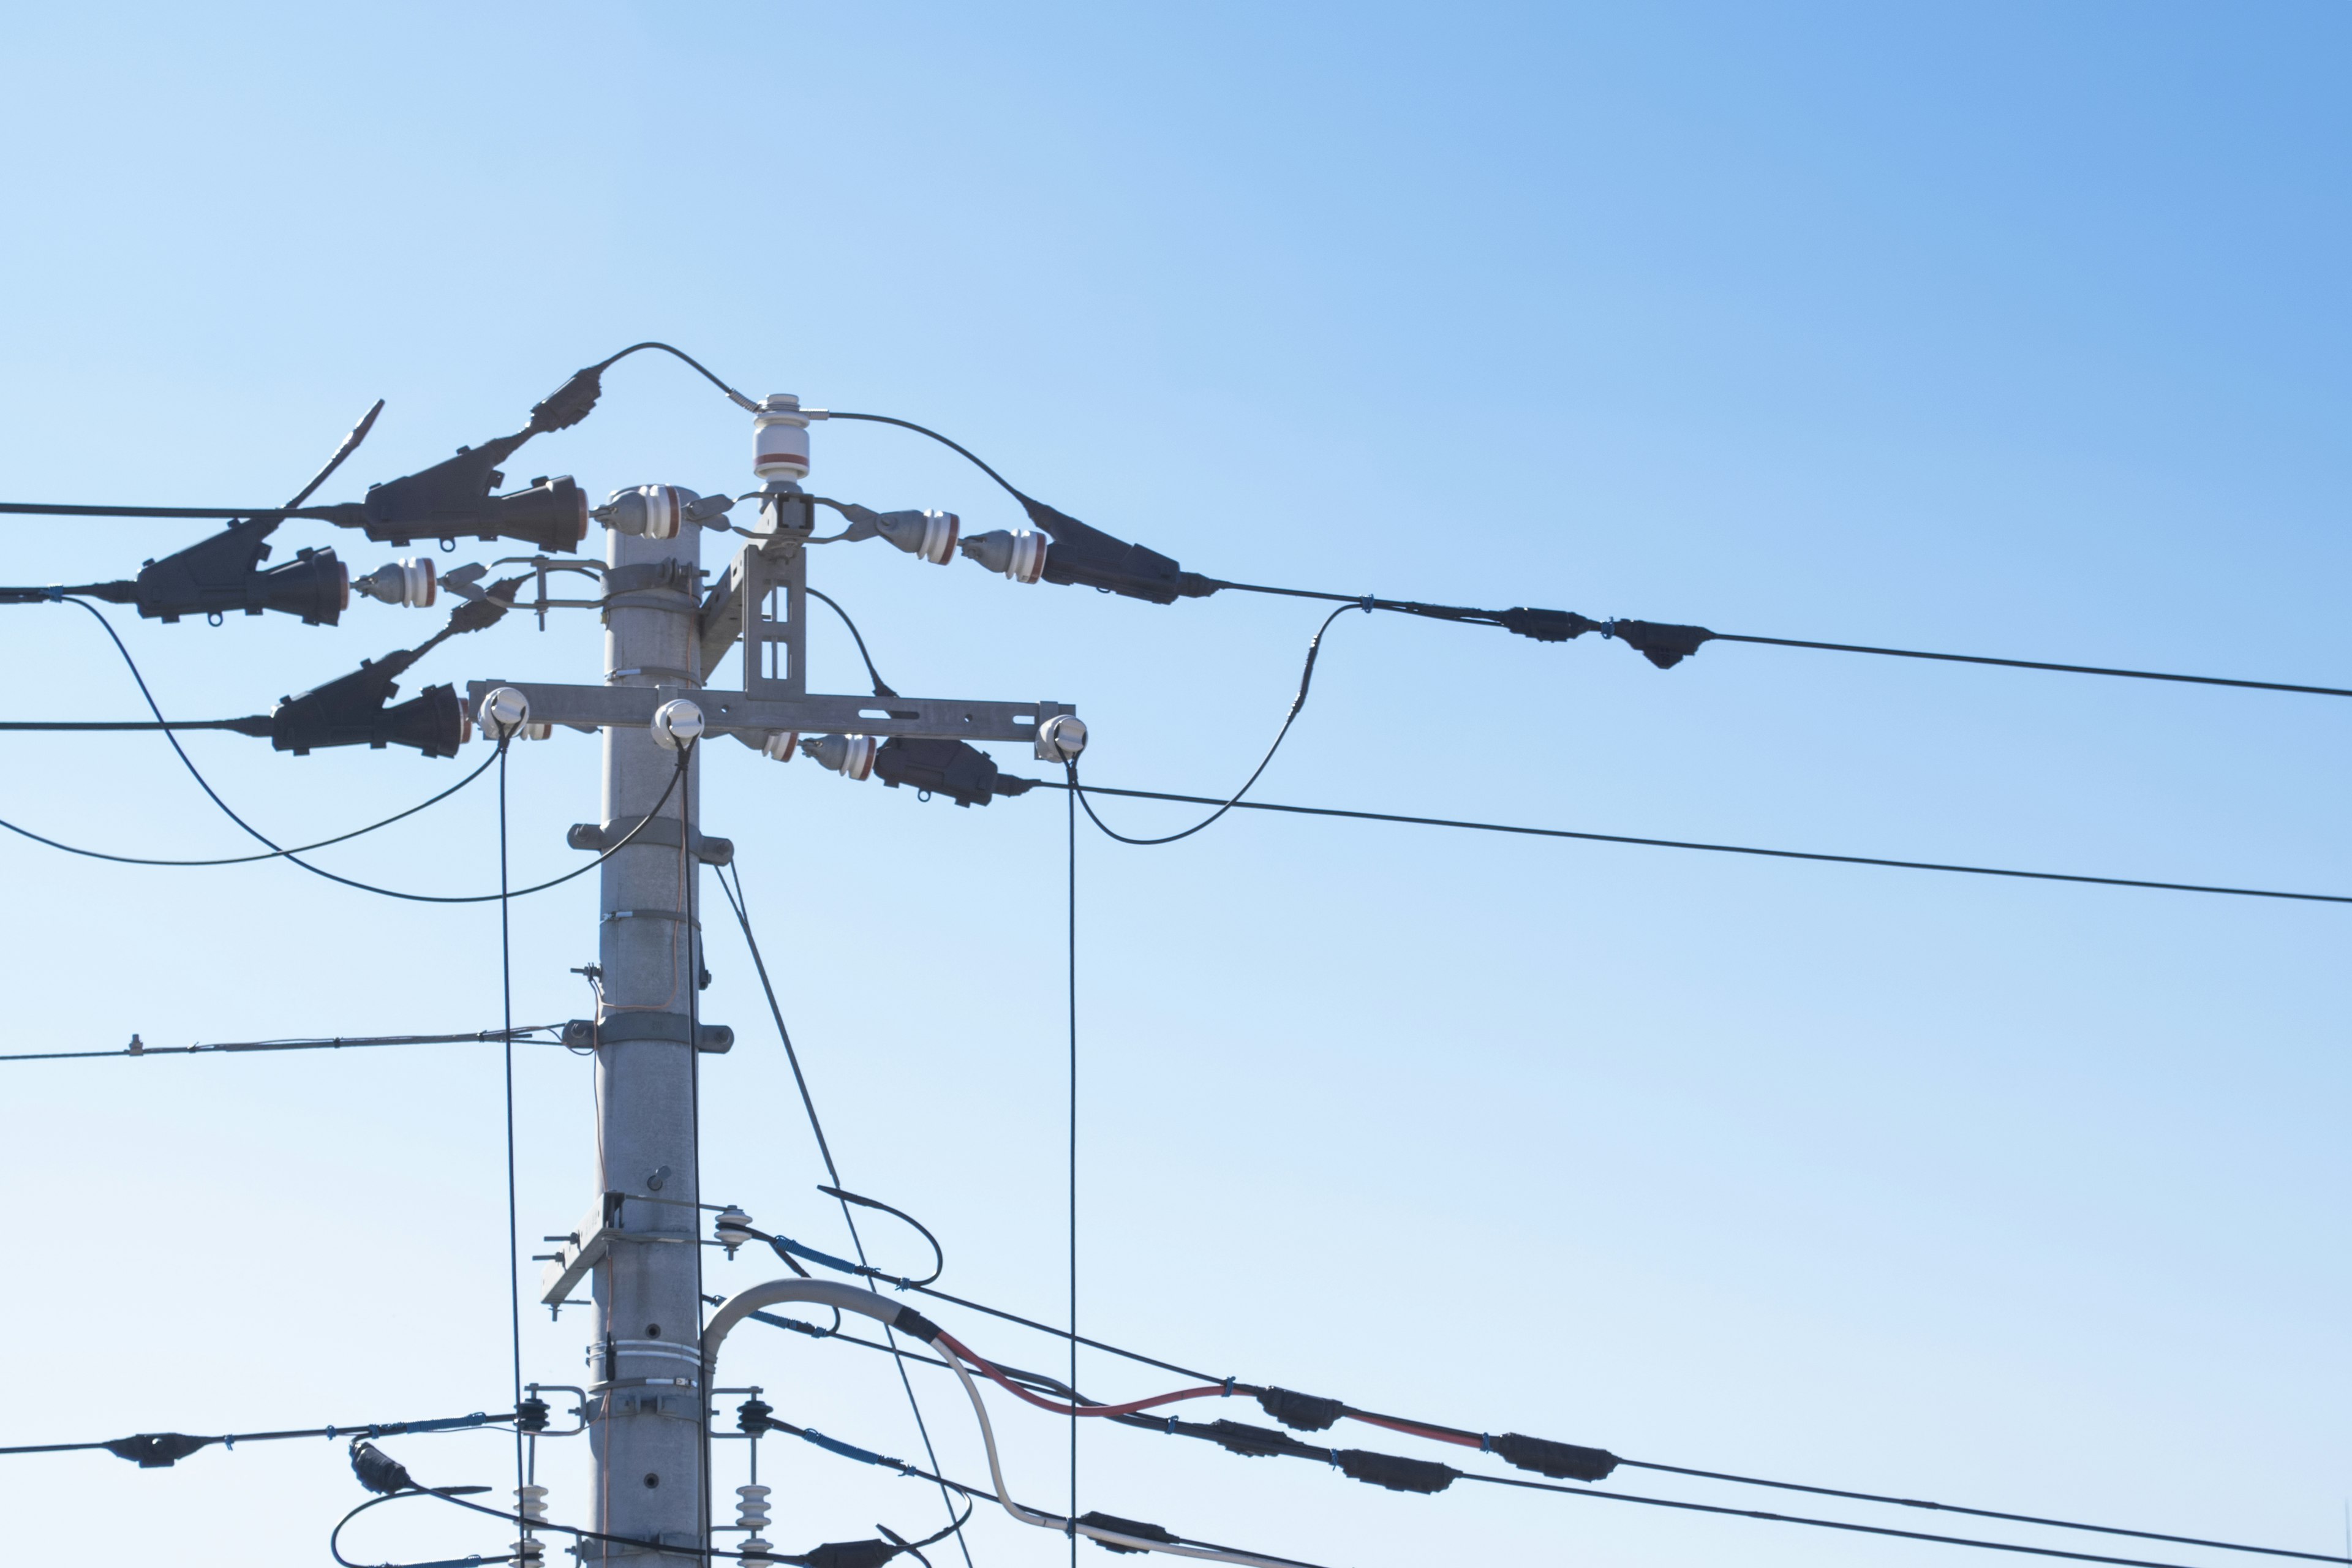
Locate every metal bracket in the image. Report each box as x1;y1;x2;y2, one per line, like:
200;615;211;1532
698;507;813;695
467;679;1074;745
567;816;734;865
560;1016;733;1053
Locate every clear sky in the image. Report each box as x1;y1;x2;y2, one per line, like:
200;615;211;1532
1;4;2345;1566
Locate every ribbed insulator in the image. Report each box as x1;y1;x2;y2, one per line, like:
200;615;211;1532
736;1484;772;1530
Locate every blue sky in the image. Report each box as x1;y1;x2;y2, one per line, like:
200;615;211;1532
1;4;2345;1566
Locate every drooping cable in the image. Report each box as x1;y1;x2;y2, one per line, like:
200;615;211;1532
0;747;497;868
1066;760;1079;1563
1029;780;2352;905
494;739;527;1538
62;592;684;900
714;859;978;1567
725;1244;2341;1567
736;1400;1324;1568
0;1025;562;1065
804;587;900;698
1068;601;1365;846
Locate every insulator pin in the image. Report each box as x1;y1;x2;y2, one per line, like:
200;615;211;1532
603;485;682;540
479;687;530;741
353;557;437;607
651;698;705;750
960;528;1047;583
876;508;960;565
805;733;876;781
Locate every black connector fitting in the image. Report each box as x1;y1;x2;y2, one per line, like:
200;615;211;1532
1018;496;1217;605
1255;1386;1344;1432
872;737;1035;807
516;1396;551;1434
349;1439;414;1495
1335;1447;1460;1493
890;1305;941;1344
100;1432;214;1468
1076;1512;1178;1554
76;517;350;627
323;439;587;555
736;1396;775;1436
270;646;464;758
1488;1431;1619;1482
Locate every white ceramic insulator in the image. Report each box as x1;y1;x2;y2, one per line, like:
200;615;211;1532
762;729;798;763
842;733;876;781
736;1485;772;1529
480;687;530;739
517;1485;549;1524
525;720;554;741
652;698;705;750
1037;713;1088;761
753;395;810;481
920;509;959;565
714;1206;752;1251
401;557;436;607
1008;529;1046;583
740;1537;775;1563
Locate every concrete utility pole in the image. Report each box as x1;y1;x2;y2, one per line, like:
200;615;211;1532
586;500;710;1561
508;395;1082;1564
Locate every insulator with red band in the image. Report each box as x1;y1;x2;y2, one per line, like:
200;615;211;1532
752;394;810;482
805;733;876;781
959;528;1047;583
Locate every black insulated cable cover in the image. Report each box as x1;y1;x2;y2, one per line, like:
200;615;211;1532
1255;1388;1344;1432
1333;1449;1459;1494
1074;1512;1178;1555
1489;1431;1619;1482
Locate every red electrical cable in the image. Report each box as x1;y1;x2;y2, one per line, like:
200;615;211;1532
935;1332;1230;1420
1344;1412;1483;1449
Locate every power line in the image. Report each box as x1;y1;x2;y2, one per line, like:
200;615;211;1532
721;1236;2339;1568
0;1408;514;1464
713;858;978;1568
47;597;688;900
1038;778;2351;905
1069;602;1364;846
0;748;497;868
0;1025;564;1065
823;409;2352;701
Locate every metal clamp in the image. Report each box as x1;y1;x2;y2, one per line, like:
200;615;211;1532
564;1015;733;1053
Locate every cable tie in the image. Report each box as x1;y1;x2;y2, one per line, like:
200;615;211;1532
1357;592;1374;613
1221;1376;1234;1396
222;1436;234;1451
1165;1417;1178;1435
43;586;61;602
1480;1434;1493;1452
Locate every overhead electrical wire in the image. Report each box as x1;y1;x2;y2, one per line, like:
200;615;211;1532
386;1446;970;1568
0;1025;564;1065
0;747;497;868
824;407;2352;703
714;858;978;1568
718;1237;2339;1567
0;1408;514;1465
1068;601;1365;846
1033;778;2351;905
55;592;688;902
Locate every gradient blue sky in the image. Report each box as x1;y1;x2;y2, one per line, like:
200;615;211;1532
1;5;2346;1566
